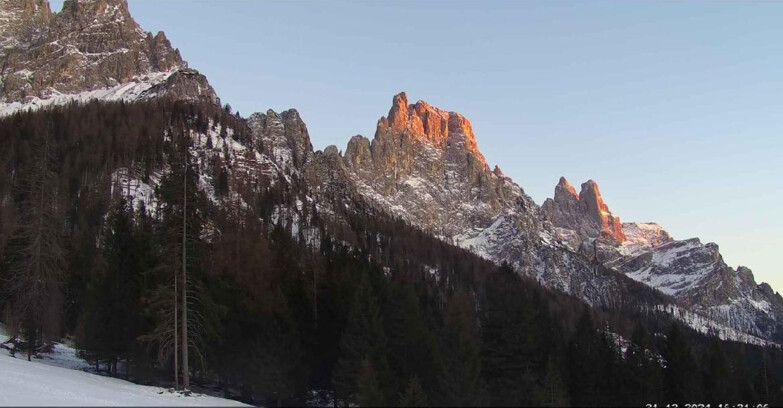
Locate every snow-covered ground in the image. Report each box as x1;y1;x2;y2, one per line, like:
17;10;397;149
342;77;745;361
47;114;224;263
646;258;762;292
0;326;248;407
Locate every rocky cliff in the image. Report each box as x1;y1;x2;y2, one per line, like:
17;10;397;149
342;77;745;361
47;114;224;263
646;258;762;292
541;177;626;250
0;0;218;115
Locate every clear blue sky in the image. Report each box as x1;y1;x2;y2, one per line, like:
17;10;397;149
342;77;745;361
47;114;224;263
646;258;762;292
51;1;783;292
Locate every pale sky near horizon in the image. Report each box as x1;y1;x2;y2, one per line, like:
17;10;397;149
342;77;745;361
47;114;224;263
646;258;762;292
51;1;783;292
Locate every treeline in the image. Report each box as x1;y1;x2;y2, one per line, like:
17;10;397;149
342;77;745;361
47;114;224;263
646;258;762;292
1;101;782;406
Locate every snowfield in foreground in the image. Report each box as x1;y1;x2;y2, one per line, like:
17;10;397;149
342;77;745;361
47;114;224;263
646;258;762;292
0;351;248;406
0;352;248;406
0;326;247;407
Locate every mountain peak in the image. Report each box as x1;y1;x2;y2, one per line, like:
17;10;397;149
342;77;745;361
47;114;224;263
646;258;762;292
389;91;408;117
579;179;599;193
59;0;131;23
556;176;578;198
0;0;217;108
542;178;626;243
382;92;487;169
577;179;625;241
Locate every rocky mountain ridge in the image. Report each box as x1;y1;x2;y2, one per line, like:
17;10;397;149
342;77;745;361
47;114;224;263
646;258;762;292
0;0;218;115
541;175;783;340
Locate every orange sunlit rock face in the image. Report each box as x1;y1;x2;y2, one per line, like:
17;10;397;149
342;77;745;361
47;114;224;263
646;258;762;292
385;92;488;169
579;180;626;242
557;176;578;198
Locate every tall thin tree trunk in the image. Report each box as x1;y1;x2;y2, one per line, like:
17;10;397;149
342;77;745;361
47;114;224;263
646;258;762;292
182;166;190;391
174;263;179;390
313;267;318;323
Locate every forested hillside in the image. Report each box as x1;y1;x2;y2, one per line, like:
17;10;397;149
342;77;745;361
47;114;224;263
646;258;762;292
1;101;782;406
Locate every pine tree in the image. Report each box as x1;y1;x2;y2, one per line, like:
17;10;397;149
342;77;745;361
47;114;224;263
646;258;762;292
384;281;439;399
80;198;143;376
438;290;480;406
2;139;64;361
333;273;389;405
703;339;732;404
248;311;306;406
538;357;569;407
480;264;539;406
663;324;701;403
624;324;663;405
356;357;386;407
398;375;428;407
566;308;600;406
140;126;214;390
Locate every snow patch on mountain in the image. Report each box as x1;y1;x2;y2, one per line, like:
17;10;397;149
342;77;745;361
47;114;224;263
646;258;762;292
624;240;715;296
111;167;164;217
0;68;183;117
619;222;673;255
655;304;776;347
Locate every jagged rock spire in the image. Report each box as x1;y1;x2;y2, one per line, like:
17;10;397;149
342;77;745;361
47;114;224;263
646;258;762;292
556;176;578;198
248;109;313;170
578;180;625;241
542;177;625;243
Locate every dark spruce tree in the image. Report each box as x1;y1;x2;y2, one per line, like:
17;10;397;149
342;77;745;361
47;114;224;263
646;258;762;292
79;198;145;377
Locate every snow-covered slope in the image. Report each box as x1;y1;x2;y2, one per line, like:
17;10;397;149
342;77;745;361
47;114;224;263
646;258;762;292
0;326;247;407
0;353;248;406
1;68;172;116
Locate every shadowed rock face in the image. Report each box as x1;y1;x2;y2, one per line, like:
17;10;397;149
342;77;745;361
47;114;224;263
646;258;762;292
248;109;313;171
0;0;218;105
